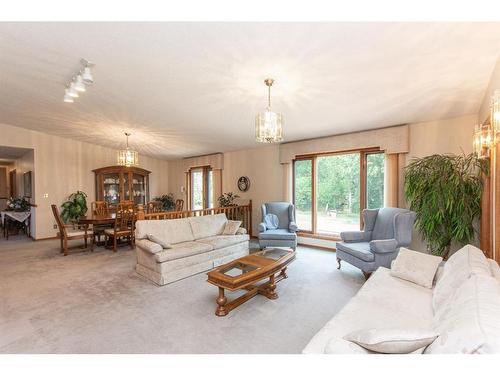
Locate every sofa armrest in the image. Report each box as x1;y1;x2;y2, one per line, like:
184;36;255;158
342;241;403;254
258;222;267;233
136;239;163;254
236;227;247;235
341;231;369;243
369;239;398;254
289;221;298;233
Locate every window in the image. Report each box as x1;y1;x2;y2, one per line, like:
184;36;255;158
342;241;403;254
293;150;385;237
188;166;213;210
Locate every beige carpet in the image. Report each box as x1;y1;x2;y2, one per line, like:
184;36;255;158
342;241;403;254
0;236;365;353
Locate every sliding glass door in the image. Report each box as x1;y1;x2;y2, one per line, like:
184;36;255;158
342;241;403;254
293;150;385;237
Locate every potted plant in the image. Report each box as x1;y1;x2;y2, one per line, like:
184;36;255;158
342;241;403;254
218;192;240;207
153;193;176;211
61;191;88;223
6;197;31;212
404;153;488;258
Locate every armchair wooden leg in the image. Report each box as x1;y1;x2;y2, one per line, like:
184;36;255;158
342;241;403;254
337;258;342;269
63;238;68;256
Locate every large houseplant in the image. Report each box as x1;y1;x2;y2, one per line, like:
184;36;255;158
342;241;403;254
61;191;88;223
153;193;176;211
218;192;240;207
404;153;488;258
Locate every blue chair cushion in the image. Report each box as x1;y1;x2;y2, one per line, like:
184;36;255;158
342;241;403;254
259;229;297;241
264;213;279;230
336;242;375;262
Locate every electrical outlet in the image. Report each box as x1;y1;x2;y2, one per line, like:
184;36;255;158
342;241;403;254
53;224;58;229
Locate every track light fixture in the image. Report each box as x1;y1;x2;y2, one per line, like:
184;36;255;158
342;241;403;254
63;58;95;103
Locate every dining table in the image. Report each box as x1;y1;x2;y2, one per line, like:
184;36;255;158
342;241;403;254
78;213;116;246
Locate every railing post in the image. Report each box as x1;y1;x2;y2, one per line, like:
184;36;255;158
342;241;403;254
137;204;145;220
248;199;253;237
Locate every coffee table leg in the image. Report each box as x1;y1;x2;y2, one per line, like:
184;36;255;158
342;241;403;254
279;267;288;279
216;287;228;316
267;274;278;300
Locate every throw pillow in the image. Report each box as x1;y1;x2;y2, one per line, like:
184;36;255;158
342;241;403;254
147;234;172;249
222;220;242;235
264;213;279;230
390;248;443;288
343;328;438;354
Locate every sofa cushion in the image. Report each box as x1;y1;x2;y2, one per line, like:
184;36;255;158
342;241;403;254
433;244;491;312
425;274;500;354
336;242;374;262
390;248;442;289
222;220;242;235
147;234;172;249
154;241;213;262
259;229;296;241
196;234;250;250
343;328;438;354
302;267;434;354
488;259;500;283
188;213;227;240
135;218;194;244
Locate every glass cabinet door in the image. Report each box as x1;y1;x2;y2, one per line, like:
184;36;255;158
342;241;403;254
132;173;146;205
103;173;120;205
123;172;130;202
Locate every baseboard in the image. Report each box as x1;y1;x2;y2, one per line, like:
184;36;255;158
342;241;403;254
35;236;58;241
300;243;336;252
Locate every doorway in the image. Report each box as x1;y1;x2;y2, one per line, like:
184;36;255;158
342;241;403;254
188;166;213;210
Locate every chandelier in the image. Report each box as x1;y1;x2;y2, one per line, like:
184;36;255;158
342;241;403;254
255;78;284;143
117;133;139;167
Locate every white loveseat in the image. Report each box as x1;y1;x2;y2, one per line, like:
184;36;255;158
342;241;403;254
303;245;500;354
135;213;249;285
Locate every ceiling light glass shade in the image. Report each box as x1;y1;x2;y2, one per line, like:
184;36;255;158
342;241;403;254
117;133;139;167
68;83;79;97
81;67;94;84
117;148;139;167
492;89;500;136
255;78;284;143
255;109;284;143
473;124;493;159
74;75;86;92
63;93;74;103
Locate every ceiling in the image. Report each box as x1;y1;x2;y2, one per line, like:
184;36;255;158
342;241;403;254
0;22;499;160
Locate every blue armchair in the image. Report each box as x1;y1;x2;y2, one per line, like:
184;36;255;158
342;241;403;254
258;202;298;250
336;207;416;278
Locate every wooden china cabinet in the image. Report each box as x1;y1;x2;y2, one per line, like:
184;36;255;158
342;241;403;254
93;166;151;208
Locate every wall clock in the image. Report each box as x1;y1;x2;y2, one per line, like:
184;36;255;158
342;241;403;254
237;176;250;192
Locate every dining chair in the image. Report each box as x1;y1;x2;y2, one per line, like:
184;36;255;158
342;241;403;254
51;204;93;256
91;201;110;244
118;201;134;212
147;201;163;213
175;199;184;211
104;206;135;252
91;201;109;215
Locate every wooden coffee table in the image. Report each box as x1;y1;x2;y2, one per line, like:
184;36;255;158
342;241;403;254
207;248;296;316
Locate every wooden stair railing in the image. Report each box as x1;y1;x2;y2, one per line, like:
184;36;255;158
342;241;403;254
136;200;252;236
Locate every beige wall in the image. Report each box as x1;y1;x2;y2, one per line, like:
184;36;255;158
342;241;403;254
222;146;283;234
479;57;500;124
0;122;169;239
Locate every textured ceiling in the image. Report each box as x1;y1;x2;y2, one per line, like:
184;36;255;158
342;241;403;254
0;22;499;160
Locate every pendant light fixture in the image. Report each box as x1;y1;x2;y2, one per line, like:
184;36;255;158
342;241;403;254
117;133;139;167
255;78;284;143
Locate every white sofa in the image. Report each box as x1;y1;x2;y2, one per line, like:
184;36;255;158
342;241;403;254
303;245;500;354
134;213;249;285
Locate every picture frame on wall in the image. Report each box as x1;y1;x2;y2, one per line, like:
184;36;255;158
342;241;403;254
23;171;32;198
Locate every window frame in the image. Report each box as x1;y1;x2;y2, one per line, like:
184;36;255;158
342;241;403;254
187;165;213;210
292;147;384;239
